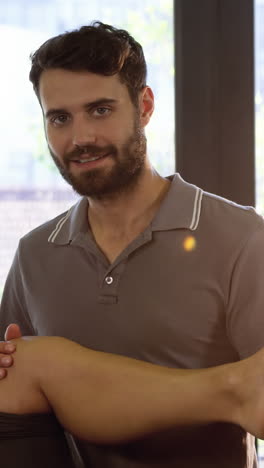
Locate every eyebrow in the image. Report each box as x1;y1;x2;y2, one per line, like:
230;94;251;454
44;98;119;119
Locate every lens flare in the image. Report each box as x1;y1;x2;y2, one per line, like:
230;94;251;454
183;235;196;252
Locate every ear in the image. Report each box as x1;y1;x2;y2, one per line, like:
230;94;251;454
138;86;154;127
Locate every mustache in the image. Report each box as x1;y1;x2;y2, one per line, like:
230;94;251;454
64;144;117;162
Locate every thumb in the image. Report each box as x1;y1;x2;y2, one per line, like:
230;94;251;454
5;323;22;341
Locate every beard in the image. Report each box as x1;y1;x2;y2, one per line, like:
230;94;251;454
48;115;147;199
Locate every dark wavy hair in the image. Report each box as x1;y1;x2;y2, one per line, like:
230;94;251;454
29;21;147;106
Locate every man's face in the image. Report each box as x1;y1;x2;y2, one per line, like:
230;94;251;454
39;69;152;198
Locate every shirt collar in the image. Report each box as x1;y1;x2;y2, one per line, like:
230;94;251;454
48;173;203;245
151;173;203;231
48;197;89;245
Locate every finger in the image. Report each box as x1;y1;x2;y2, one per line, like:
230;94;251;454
4;323;22;341
0;354;13;367
0;368;7;379
0;342;16;353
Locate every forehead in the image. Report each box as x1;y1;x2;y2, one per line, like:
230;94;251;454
38;68;130;111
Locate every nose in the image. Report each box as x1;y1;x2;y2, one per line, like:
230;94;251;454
72;114;97;147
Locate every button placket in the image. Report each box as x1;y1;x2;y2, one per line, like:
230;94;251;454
98;258;128;303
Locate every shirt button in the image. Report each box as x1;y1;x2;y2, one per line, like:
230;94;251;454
105;276;113;285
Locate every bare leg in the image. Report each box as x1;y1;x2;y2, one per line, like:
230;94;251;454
1;336;264;443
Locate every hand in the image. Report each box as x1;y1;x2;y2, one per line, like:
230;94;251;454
0;324;22;379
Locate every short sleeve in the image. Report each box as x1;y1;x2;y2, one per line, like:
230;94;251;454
226;219;264;358
0;241;35;340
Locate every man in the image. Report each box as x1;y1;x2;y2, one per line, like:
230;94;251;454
1;21;264;467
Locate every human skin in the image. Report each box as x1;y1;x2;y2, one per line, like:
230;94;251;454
1;335;264;443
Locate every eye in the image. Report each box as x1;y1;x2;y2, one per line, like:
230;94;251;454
50;114;70;126
93;107;111;117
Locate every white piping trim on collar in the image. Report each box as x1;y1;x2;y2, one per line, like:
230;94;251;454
189;188;203;230
48;208;73;243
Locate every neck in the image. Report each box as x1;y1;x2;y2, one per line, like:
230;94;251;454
87;164;170;236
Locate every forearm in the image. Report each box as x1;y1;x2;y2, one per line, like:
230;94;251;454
28;337;238;443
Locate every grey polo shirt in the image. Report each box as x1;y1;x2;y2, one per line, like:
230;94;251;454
1;173;264;468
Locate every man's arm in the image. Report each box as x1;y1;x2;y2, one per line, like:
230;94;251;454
1;335;264;444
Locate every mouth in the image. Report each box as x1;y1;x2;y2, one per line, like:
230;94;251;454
72;153;108;163
69;152;111;170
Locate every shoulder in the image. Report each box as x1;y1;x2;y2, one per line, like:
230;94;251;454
17;196;86;251
199;191;264;253
201;191;263;230
14;211;69;261
21;210;69;243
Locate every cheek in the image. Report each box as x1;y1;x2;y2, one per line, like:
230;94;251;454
126;120;136;135
108;120;134;145
44;124;54;146
45;127;66;154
